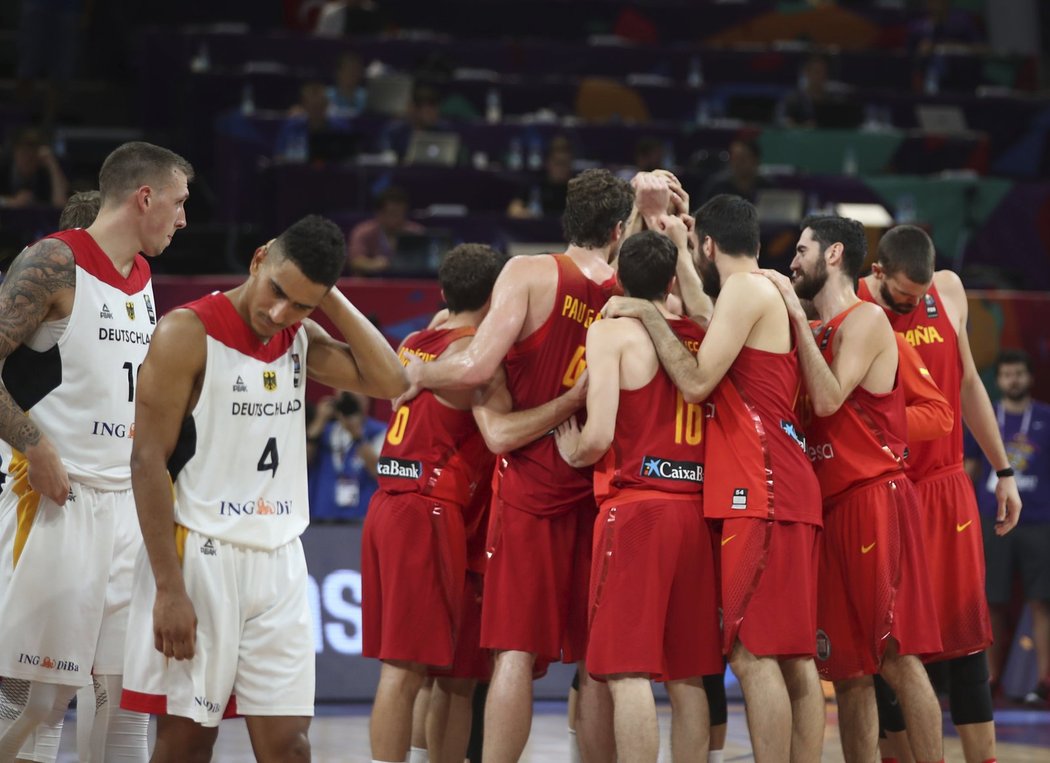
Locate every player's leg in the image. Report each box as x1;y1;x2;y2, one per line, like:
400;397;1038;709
780;658;825;763
567;670;581;763
408;677;431;763
372;661;427;760
607;675;658;763
482;650;536;763
7;678;66;763
666;676;709;763
728;642;790;763
244;715;311;763
945;652;995;763
0;681;78;762
874;674;915;763
833;676;877;763
879;642;943;763
150;715;218;763
576;667;615;763
80;674;149;762
703;672;727;763
427;677;475;763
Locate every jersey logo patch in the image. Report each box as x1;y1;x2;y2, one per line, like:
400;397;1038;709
143;294;157;325
816;629;831;661
233;376;247;393
377;456;422;479
924;294;938;318
200;538;217;556
99;304;113;320
125;301;135;320
640;456;703;484
292;353;302;388
819;324;834;350
263;370;277;391
780;420;806;451
861;541;876;554
731;488;748;510
956;520;972;533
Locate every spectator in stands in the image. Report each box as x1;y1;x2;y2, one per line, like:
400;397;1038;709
507;137;574;219
274;80;354;162
965;349;1050;705
347;187;425;275
909;0;984;56
328;51;367;117
308;392;385;523
779;53;861;129
379;84;449;160
700;137;771;204
0;127;69;208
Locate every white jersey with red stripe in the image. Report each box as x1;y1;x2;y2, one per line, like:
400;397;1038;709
169;293;310;550
0;229;156;491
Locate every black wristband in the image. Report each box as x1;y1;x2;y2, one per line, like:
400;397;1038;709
996;467;1015;479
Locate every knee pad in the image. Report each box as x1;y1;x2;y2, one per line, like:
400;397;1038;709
946;652;993;726
571;668;580;693
703;673;727;727
873;674;907;734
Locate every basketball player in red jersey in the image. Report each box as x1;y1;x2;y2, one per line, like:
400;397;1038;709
858;225;1021;763
363;244;503;762
401;169;634;762
555;225;721;763
761;216;946;763
605;194;824;763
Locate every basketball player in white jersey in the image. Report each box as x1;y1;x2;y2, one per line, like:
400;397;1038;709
120;215;407;760
0;142;193;763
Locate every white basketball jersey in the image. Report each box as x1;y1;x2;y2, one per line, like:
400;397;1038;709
0;230;156;491
170;293;310;550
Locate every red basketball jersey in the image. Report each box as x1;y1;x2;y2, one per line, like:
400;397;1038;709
858;280;963;478
805;303;908;502
703;334;822;525
594;318;706;504
499;254;620;517
377;327;487;506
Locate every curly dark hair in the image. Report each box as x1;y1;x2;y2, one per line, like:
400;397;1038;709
561;169;633;249
438;243;506;313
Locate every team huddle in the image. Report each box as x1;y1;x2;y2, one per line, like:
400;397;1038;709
0;141;1024;763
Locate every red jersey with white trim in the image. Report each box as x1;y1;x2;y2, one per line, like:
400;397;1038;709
595;319;706;503
805;304;908;502
858;280;962;478
499;254;620;517
378;327;489;508
703;335;822;525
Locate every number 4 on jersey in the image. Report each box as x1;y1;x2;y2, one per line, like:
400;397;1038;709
257;437;279;477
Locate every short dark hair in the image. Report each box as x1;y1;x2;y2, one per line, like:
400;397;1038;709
877;225;935;285
273;215;347;287
59;190;101;229
801;214;867;280
98;142;194;205
996;348;1032;374
375;186;410;210
438;243;505;313
732;137;761;160
694;194;759;258
561;169;633;249
617;231;676;301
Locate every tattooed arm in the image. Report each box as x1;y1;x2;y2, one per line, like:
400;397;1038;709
0;238;76;504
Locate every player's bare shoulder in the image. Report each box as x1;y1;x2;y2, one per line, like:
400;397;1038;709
148;308;207;369
0;237;76;339
931;269;968;328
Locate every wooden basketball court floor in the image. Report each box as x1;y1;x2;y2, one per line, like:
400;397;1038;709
48;700;1050;761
